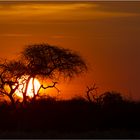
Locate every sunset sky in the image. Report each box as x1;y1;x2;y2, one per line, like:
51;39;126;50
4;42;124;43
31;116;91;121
0;1;140;100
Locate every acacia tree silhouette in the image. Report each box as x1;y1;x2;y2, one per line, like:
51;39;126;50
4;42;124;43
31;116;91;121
0;43;87;105
0;60;26;107
20;43;87;103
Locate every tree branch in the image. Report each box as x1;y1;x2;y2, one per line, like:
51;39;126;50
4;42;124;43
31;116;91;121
41;81;60;94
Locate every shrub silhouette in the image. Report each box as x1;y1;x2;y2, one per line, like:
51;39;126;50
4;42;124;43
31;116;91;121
100;91;123;106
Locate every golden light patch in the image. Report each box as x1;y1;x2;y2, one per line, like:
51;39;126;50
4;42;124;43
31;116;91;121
14;76;40;98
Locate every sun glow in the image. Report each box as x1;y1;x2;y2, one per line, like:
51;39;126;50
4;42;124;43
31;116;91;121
15;76;41;98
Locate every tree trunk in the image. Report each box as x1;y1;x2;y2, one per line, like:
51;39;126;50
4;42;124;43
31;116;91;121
32;77;36;101
9;95;15;108
23;75;32;104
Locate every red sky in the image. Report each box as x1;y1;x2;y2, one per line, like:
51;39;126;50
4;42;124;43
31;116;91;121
0;1;140;100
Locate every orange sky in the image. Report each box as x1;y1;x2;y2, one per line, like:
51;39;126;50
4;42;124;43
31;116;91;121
0;1;140;100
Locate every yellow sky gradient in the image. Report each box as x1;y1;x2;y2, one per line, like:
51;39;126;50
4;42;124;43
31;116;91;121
0;1;140;100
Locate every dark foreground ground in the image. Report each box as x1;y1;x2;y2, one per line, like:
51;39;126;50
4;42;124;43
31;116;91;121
1;129;140;138
0;94;140;138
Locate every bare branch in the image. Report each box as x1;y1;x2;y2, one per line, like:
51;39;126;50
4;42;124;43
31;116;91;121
41;81;60;94
86;83;98;103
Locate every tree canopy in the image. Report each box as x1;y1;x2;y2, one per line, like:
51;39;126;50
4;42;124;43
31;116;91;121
0;43;87;105
21;44;87;79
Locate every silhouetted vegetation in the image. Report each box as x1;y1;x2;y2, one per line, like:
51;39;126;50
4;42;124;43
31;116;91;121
0;43;87;106
0;60;26;107
0;92;140;138
0;44;140;138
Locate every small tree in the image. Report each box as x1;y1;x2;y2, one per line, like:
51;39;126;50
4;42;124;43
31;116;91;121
86;83;98;103
20;43;87;102
0;60;26;107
